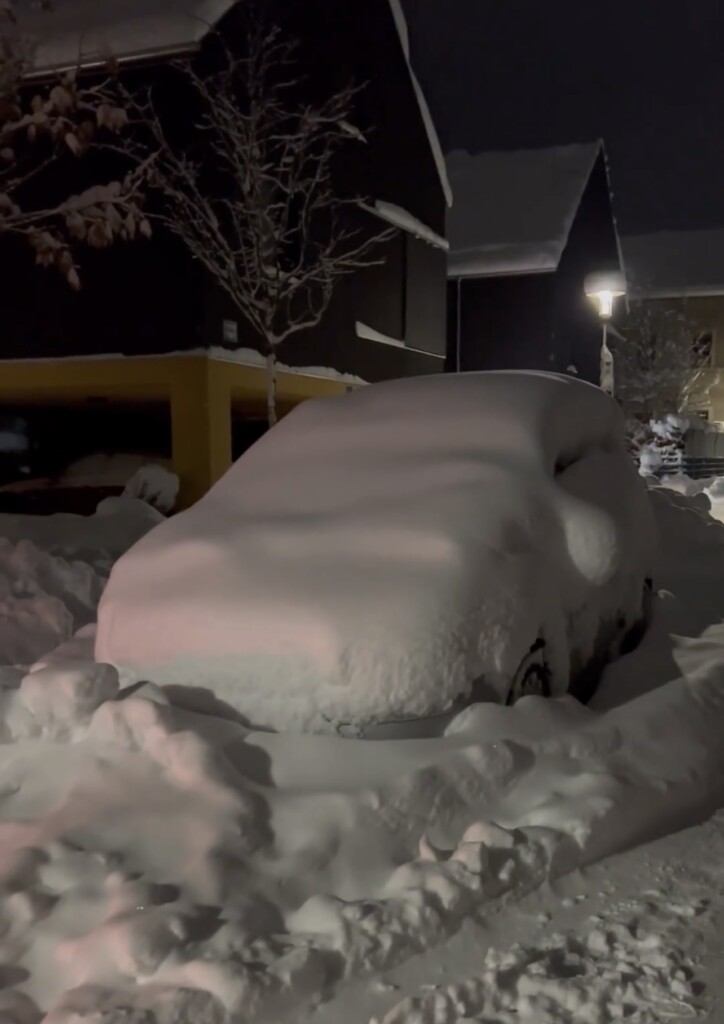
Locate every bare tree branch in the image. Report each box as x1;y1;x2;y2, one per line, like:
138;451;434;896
0;0;151;287
618;300;718;420
120;13;394;424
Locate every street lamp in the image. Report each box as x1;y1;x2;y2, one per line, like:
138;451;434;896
585;270;626;396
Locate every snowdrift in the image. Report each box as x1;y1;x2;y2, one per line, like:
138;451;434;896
96;372;655;733
0;497;166;671
0;468;722;1022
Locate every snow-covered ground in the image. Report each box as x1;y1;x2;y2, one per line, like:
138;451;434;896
319;811;724;1024
2;479;724;1020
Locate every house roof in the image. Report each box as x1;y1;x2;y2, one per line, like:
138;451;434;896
622;229;724;298
17;0;452;208
17;0;231;66
446;141;604;279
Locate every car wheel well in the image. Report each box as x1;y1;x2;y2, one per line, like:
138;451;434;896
506;638;552;705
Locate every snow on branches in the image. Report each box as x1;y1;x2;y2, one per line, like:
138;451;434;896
123;15;395;424
0;0;150;287
617;300;717;421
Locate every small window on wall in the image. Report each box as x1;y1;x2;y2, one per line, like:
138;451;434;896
693;331;714;366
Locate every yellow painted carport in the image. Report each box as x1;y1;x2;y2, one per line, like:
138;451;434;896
0;354;352;507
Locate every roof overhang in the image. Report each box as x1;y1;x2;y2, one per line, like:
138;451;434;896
447;256;557;280
630;286;724;300
622;229;724;299
18;0;452;208
446;141;609;279
18;0;234;73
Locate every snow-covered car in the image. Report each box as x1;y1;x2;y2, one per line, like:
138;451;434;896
96;371;656;736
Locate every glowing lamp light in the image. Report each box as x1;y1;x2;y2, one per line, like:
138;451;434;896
584;271;626;320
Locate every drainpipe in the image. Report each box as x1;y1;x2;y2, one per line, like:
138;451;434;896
456;277;462;373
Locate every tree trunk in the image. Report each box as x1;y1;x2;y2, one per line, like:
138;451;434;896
266;347;278;427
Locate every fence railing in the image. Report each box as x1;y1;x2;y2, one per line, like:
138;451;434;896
651;456;724;480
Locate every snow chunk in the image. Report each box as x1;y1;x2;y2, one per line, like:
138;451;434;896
355;321;405;348
365;201;449;250
123;464;179;514
19;661;119;735
96;372;654;733
0;538;103;666
58;452;173;490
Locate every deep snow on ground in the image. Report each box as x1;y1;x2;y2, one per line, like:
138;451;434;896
314;810;724;1024
0;498;164;671
1;481;724;1020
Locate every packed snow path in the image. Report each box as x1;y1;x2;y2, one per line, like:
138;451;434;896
316;811;724;1023
0;484;723;1021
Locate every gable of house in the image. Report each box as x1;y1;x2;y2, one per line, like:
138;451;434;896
447;144;623;384
446;142;603;278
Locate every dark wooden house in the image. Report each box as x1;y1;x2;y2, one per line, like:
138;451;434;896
446;141;622;385
3;0;450;505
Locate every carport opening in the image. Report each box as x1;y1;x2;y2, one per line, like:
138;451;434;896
0;399;171;514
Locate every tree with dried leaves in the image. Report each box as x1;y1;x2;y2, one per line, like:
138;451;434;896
0;0;150;287
125;18;394;425
617;300;717;420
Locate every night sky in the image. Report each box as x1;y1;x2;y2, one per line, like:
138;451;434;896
404;0;724;235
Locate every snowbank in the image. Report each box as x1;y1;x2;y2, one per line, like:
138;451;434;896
0;538;102;667
657;470;724;523
0;457;724;1020
360;811;719;1024
122;464;179;513
0;496;165;574
96;372;654;733
0;498;166;671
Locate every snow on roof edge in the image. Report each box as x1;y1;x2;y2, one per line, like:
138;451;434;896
386;0;453;208
364;200;449;250
445;141;605;278
0;348;369;385
633;285;724;299
598;140;627;297
623;227;724;298
448;256;557;280
23;0;236;74
554;139;604;262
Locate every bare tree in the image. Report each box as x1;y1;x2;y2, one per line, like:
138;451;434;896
124;16;394;425
617;300;716;420
0;0;150;287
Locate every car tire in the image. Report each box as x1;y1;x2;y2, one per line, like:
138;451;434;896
619;577;654;657
570;577;654;704
506;639;552;705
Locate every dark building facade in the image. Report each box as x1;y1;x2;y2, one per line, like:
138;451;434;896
2;0;450;505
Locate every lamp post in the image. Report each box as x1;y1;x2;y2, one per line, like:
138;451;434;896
584;271;626;396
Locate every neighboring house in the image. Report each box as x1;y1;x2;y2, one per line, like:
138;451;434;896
446;141;622;385
3;0;451;506
623;229;724;421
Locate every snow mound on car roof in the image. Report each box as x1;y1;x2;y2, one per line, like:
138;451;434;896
95;371;654;732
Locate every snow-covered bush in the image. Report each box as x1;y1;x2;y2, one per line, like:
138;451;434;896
627;416;688;477
617;301;715;420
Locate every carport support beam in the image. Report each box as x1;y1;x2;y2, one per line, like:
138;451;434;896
170;361;232;509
